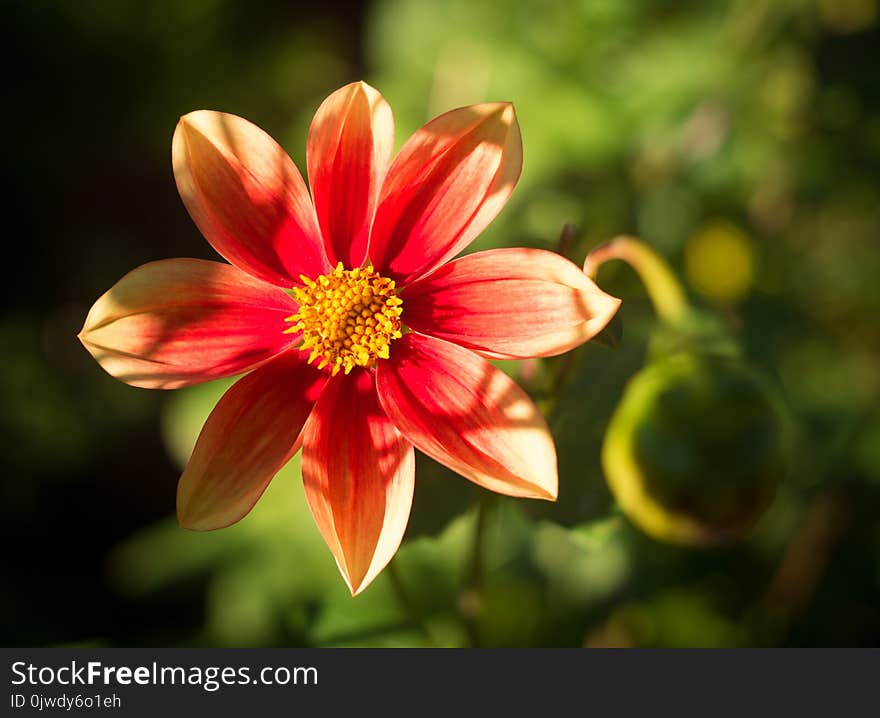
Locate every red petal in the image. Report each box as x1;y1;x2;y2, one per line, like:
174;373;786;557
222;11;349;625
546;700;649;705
79;259;298;389
173;110;329;287
377;334;557;500
307;81;394;268
402;248;621;359
301;370;414;595
177;352;327;530
368;102;522;284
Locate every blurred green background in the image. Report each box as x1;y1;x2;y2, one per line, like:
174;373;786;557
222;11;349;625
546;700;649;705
3;0;879;647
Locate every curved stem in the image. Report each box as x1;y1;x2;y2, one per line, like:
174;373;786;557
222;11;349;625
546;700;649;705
583;235;690;323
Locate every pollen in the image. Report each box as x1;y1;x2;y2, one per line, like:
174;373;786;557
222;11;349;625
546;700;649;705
285;262;404;376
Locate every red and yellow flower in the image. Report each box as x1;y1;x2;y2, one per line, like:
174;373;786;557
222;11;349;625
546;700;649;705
79;82;620;594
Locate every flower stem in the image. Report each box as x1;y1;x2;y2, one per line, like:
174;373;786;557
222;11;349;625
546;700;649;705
461;494;493;647
386;557;436;646
555;221;578;258
583;235;690;323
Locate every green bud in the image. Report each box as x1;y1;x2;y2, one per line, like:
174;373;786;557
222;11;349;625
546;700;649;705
603;352;790;546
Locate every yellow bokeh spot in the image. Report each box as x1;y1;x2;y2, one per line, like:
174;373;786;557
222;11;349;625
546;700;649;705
684;221;755;303
285;263;403;376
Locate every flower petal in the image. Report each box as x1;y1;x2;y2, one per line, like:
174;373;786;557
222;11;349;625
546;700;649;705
301;370;414;595
79;258;298;389
307;81;394;268
377;334;557;500
368;102;522;284
173;110;329;286
401;248;621;359
177;351;327;530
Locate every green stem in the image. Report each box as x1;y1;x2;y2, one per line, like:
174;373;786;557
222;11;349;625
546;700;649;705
583;235;690;323
461;495;493;647
386;557;436;646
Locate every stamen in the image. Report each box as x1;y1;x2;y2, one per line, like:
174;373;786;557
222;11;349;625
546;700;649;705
284;263;403;376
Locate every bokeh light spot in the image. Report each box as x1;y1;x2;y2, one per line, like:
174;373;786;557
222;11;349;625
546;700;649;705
685;220;755;303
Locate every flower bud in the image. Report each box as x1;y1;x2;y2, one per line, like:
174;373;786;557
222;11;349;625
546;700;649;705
603;352;789;546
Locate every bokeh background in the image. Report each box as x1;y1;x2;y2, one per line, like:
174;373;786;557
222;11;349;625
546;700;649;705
3;0;879;647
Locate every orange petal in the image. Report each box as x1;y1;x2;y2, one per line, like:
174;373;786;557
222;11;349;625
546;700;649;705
301;370;414;595
78;259;298;389
368;102;522;284
377;334;557;500
173;110;329;286
177;352;327;530
402;248;621;359
307;81;394;268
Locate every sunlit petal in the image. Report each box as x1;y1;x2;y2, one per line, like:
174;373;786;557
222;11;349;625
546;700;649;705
173;110;329;286
402;248;621;359
177;352;327;530
368;102;522;283
301;370;415;595
307;81;394;268
79;259;298;389
377;334;557;500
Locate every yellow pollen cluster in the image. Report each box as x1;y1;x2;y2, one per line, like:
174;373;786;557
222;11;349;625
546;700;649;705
285;262;403;376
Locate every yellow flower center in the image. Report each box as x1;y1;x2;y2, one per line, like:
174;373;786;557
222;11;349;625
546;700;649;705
285;262;403;376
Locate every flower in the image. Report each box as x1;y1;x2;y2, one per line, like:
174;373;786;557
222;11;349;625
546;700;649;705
79;81;621;594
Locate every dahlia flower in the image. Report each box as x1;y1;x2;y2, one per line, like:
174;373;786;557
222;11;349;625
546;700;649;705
80;82;620;594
